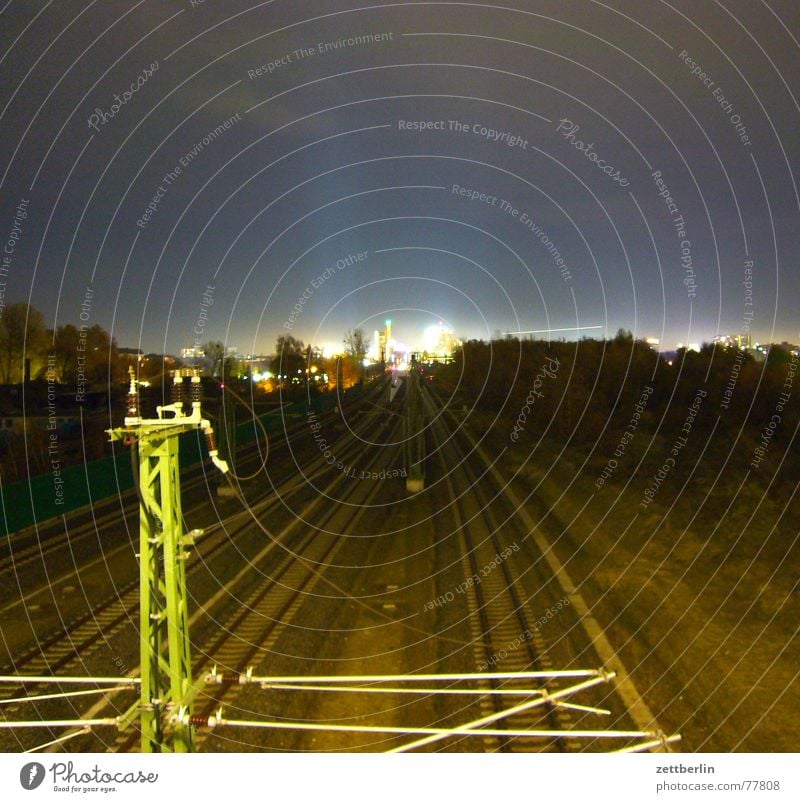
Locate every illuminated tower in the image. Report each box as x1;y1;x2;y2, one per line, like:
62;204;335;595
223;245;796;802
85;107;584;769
385;319;393;364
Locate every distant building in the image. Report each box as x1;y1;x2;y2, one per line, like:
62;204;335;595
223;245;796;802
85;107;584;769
242;354;272;377
370;329;381;362
713;334;752;350
422;322;462;363
438;324;461;355
118;347;144;371
370;319;394;364
180;346;205;361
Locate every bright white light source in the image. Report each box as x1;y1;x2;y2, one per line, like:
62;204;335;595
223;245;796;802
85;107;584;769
423;325;441;351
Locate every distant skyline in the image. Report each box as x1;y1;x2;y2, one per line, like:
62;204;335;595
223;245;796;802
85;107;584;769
1;2;798;356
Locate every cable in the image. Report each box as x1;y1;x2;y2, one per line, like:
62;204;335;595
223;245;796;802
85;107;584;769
214;381;270;482
126;376;476;649
220;412;478;650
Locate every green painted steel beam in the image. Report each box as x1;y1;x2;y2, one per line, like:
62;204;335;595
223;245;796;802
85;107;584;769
107;415;203;753
132;427;195;753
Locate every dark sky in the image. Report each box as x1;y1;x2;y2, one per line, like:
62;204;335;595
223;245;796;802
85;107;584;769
1;0;798;355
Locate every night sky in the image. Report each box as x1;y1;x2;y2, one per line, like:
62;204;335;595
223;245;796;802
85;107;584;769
1;1;798;356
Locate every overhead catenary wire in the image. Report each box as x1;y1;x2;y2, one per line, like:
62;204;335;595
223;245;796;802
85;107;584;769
612;735;683;753
190;670;680;752
209;383;489;651
187;672;668;746
0;718;118;729
214;380;270;482
24;727;92;753
205;719;658;740
0;685;132;705
256;683;610;716
0;676;140;684
262;684;547;696
386;674;614;753
223;669;602;683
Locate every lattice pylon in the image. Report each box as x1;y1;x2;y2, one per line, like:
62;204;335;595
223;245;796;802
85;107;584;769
135;428;195;753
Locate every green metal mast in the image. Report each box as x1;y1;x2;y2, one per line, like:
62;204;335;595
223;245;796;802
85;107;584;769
108;369;228;752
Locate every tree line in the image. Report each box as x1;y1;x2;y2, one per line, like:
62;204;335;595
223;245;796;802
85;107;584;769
439;332;797;438
269;328;369;391
0;302;130;386
435;331;799;501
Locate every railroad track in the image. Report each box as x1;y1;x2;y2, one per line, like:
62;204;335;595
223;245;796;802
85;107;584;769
423;381;674;753
3;374;672;753
0;381;390;652
0;460;334;682
0;384;392;707
112;414;405;752
104;377;659;754
424;384;572;753
0;381;386;580
0;383;403;750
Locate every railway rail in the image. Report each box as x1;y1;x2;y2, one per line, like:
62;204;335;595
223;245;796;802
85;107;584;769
0;381;386;580
0;380;395;750
1;374;675;753
112;414;406;753
424;393;570;751
422;380;673;752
